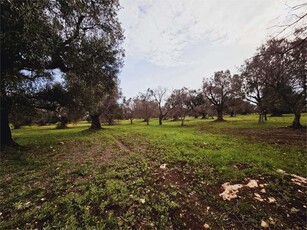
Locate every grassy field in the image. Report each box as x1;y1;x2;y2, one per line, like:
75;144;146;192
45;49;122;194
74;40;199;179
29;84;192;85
1;114;306;229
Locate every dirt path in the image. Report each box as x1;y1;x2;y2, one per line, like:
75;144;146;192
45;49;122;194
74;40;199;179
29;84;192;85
111;136;131;152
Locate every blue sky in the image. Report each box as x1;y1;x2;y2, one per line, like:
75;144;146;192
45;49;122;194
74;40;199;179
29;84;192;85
118;0;306;98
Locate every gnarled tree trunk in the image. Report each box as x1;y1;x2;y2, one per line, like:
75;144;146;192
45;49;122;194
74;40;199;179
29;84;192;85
181;117;185;126
159;115;163;125
1;99;14;147
291;113;303;129
201;112;208;119
56;117;68;129
90;114;101;129
216;108;224;122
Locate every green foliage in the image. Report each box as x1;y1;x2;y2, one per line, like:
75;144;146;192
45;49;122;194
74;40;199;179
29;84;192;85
1;0;124;146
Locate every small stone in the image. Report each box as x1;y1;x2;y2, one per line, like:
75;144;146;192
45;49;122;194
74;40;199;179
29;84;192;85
268;197;276;203
160;164;167;169
261;220;269;228
25;201;31;206
260;188;266;193
254;193;261;198
269;217;276;225
254;193;264;202
246;179;258;188
40;198;46;201
189;191;196;196
0;212;2;216
290;207;299;213
58;142;65;145
140;198;145;204
203;223;210;229
277;169;286;174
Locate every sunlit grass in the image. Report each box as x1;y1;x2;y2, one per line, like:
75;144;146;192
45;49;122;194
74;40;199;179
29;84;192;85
1;113;306;229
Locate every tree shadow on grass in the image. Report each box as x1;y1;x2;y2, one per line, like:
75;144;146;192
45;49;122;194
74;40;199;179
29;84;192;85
79;126;114;135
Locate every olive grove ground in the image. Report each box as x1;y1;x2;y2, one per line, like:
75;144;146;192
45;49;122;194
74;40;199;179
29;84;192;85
0;114;306;229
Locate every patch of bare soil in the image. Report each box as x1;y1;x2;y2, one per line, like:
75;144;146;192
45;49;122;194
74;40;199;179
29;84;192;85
154;162;307;229
224;127;307;147
52;140;114;165
153;164;237;229
156;167;188;187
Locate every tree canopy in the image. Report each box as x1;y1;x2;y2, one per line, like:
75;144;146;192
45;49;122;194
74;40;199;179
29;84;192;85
1;0;124;146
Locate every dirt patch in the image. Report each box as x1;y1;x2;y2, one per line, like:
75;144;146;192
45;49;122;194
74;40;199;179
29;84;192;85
156;169;188;187
236;175;307;229
52;140;114;165
223;127;307;147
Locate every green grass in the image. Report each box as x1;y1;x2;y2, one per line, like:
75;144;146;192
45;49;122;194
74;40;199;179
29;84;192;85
1;114;306;229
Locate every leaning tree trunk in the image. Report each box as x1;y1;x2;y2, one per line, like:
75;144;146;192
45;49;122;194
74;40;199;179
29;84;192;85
90;114;101;129
291;113;303;128
1;100;14;147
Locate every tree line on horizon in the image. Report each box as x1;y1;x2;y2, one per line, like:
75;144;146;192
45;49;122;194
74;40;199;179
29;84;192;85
7;33;307;131
1;0;306;147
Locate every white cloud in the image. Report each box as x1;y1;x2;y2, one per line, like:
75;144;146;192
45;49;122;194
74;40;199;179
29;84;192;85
119;0;306;68
118;0;307;98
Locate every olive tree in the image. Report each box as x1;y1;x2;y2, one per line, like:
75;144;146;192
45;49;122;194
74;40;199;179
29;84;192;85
150;87;173;125
167;88;194;126
1;0;124;146
203;70;241;121
260;37;306;128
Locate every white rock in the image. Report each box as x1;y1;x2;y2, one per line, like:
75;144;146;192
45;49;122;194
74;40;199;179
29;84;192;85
260;220;269;228
268;197;276;203
160;164;167;169
246;180;258;188
254;193;264;202
203;223;210;229
277;169;286;174
219;183;244;200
